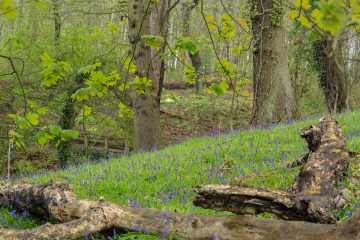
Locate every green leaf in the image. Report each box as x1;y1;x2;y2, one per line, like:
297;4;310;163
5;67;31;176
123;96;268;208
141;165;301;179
16;117;27;129
11;131;25;148
316;0;346;35
3;5;19;20
49;125;62;136
217;58;234;77
28;100;38;108
78;62;102;74
26;112;39;126
182;39;198;54
37;108;48;115
89;71;107;84
159;53;166;62
40;53;54;68
1;0;14;6
299;14;312;28
207;80;229;97
62;130;79;139
84;106;92;117
142;35;164;50
171;37;198;54
123;59;137;73
53;137;61;147
41;75;58;87
35;127;50;145
35;0;47;8
295;0;311;10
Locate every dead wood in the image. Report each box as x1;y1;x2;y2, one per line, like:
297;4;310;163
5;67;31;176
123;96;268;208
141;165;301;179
192;116;349;223
0;179;360;240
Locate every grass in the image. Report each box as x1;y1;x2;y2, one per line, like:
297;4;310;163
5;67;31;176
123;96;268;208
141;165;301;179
1;110;360;239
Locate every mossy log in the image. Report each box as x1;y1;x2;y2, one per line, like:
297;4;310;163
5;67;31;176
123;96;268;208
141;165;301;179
192;116;349;224
0;178;360;240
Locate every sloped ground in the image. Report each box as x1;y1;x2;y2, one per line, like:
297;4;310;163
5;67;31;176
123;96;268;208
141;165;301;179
0;110;359;239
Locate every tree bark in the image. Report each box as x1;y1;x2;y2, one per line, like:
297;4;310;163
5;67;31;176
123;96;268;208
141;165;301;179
181;0;202;93
346;40;360;110
192;116;349;224
151;0;169;107
1;178;360;240
312;39;347;113
250;0;298;125
57;73;86;165
127;0;163;151
53;0;61;46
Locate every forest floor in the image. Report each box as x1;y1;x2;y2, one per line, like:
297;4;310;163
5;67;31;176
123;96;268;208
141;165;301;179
2;83;254;177
0;110;360;239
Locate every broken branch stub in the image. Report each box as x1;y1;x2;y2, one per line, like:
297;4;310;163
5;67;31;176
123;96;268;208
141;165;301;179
0;179;360;239
192;116;349;223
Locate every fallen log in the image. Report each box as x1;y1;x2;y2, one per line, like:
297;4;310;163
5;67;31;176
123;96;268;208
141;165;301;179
0;179;360;240
192;116;349;223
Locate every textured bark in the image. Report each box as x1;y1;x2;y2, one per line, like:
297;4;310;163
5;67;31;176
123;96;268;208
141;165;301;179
312;39;347;113
1;178;360;240
127;0;163;151
193;116;349;224
250;0;298;124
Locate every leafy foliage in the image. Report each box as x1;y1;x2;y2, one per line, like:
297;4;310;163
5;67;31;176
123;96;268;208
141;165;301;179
171;37;198;54
207;80;229;97
142;35;164;50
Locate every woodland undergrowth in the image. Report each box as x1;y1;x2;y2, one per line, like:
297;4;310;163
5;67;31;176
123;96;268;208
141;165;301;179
1;110;360;239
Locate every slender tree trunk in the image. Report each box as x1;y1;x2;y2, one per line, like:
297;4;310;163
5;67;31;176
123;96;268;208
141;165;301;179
127;0;163;151
53;0;61;46
181;0;202;93
250;0;297;125
151;0;170;107
346;36;360;110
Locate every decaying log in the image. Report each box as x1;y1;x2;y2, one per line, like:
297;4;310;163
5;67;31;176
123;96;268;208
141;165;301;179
1;179;360;240
192;116;350;223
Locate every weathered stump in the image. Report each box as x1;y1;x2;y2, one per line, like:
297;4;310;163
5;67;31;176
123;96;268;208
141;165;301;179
192;116;349;223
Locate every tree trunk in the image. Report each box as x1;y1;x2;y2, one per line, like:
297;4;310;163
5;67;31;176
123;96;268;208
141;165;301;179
127;0;163;151
312;39;347;113
192;116;349;224
53;0;61;46
57;74;86;165
250;0;297;125
346;36;360;110
1;177;360;240
151;0;169;107
181;0;202;93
